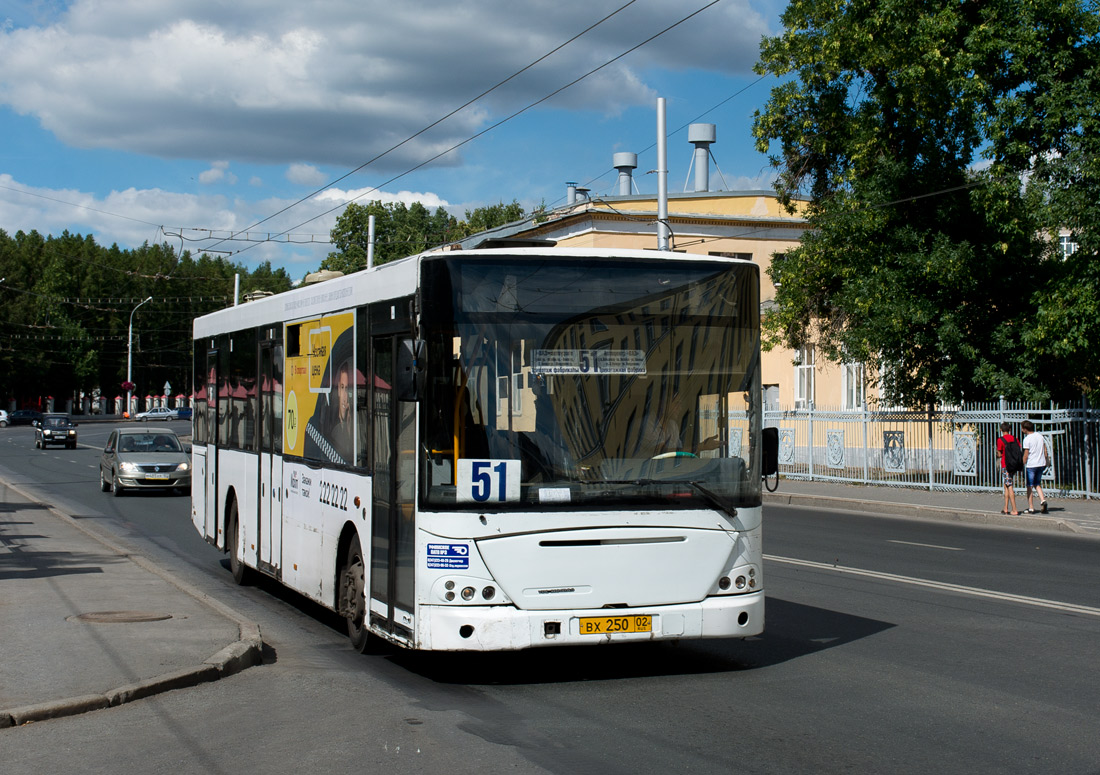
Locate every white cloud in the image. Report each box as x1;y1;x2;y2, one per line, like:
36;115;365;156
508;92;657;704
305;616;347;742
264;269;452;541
0;173;463;276
314;187;451;209
0;1;772;170
0;172;333;272
199;161;237;185
286;163;328;186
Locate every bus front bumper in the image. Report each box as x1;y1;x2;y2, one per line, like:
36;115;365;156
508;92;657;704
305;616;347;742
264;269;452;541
420;592;764;651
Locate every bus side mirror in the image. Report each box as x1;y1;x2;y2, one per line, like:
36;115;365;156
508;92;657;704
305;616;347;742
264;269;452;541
396;338;425;402
761;427;778;478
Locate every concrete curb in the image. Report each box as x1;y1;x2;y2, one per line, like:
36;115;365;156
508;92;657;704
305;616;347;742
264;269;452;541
764;491;1083;534
0;481;264;730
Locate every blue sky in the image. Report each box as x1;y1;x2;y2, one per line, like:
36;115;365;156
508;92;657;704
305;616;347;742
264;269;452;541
0;0;788;279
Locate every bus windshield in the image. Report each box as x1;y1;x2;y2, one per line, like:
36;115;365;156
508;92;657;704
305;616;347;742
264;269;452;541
420;255;762;513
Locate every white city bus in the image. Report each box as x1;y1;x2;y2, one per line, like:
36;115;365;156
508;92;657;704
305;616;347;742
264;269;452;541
191;247;773;651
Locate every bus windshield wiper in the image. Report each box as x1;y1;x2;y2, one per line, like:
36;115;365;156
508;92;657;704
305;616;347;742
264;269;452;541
596;478;736;518
685;480;737;520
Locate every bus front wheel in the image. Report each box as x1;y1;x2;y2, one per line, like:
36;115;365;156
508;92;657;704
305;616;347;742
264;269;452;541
340;535;372;653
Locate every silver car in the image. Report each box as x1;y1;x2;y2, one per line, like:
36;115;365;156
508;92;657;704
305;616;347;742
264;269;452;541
133;406;179;422
99;428;191;496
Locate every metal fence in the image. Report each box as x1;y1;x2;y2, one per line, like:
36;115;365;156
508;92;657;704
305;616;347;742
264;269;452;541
765;399;1099;499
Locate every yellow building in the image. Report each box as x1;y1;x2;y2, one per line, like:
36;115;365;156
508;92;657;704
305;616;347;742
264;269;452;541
458;189;865;411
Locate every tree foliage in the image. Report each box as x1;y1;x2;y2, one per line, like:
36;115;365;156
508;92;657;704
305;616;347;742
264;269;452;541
753;0;1100;404
321;199;527;275
321;201;461;274
0;229;292;409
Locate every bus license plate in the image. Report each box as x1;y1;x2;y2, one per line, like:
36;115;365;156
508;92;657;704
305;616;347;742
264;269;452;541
578;615;652;635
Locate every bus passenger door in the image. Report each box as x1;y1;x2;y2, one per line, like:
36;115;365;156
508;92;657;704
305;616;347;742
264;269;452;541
370;333;417;641
258;340;283;575
204;350;219;542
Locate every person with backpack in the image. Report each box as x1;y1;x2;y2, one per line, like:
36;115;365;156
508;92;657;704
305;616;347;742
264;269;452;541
1021;420;1050;514
996;422;1022;515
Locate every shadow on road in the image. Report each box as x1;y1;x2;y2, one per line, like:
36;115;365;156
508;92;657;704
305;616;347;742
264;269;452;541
221;554;895;684
394;597;894;685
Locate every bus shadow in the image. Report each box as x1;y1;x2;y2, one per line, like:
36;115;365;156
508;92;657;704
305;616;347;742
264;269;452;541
222;566;895;682
394;597;895;685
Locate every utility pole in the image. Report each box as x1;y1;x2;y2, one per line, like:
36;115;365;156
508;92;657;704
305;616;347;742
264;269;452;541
127;296;153;417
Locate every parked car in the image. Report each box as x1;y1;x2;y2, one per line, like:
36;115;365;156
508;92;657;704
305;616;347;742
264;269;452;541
99;428;191;496
0;410;7;427
8;409;43;426
176;406;193;420
134;406;179;422
34;413;79;449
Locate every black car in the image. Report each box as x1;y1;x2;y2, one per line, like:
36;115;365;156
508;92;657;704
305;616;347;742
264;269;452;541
34;413;78;449
9;409;43;426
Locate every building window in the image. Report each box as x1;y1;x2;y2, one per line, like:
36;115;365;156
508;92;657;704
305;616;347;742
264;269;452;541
794;346;814;408
709;251;753;262
842;363;864;410
1060;235;1078;258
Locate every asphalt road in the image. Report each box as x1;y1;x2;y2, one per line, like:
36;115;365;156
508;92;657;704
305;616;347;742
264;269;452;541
3;422;1099;774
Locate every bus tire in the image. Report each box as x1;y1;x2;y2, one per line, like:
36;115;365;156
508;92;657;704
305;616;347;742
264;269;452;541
228;501;252;585
340;535;373;653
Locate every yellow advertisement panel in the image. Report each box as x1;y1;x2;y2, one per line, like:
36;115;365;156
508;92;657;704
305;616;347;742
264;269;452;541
284;311;355;465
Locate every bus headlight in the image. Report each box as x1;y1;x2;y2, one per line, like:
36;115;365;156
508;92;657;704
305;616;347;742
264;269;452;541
716;564;760;595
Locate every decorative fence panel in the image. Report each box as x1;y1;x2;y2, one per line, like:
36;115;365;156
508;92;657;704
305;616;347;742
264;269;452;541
764;399;1099;499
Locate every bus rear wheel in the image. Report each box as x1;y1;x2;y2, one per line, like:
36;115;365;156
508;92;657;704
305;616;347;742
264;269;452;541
227;501;252;585
340;535;373;653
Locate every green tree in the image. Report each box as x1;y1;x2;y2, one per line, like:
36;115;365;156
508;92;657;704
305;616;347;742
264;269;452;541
461;200;526;236
323;201;461;274
322;199;529;276
753;0;1100;404
0;228;292;410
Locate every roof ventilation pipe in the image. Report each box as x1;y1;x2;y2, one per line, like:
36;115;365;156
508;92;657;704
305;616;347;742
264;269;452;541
567;182;577;205
613;152;637;196
688;123;716;192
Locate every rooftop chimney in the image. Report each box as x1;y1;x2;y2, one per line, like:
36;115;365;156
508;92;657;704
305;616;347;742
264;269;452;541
567;181;577;205
613;152;637;196
688;123;716;192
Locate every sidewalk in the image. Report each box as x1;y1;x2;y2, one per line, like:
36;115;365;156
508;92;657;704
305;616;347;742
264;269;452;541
766;477;1100;537
0;482;262;729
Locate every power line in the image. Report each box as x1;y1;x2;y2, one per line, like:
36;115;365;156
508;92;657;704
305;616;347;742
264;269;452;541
0;182;162;227
232;0;728;256
202;0;643;254
550;76;770;208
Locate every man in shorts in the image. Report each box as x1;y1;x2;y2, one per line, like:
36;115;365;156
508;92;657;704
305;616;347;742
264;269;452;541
1021;420;1049;514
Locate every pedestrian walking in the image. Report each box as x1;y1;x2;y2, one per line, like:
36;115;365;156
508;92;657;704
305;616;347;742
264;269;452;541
996;422;1022;515
1020;420;1050;514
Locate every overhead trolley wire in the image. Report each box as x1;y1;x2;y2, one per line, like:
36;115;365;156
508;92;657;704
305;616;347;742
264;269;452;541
200;0;644;254
227;0;728;257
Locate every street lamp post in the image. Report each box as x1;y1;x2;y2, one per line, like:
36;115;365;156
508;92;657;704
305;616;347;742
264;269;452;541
127;296;153;417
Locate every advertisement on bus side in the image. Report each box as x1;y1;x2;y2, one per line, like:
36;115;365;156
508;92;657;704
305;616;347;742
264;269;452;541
284;311;355;466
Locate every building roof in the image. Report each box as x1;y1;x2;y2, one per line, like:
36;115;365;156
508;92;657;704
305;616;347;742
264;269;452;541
457;190;809;251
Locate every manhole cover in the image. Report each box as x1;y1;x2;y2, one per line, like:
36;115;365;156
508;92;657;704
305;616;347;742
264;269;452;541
70;611;174;623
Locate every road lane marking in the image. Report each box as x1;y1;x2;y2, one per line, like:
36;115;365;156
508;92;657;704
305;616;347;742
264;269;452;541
887;540;963;551
765;554;1100;618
